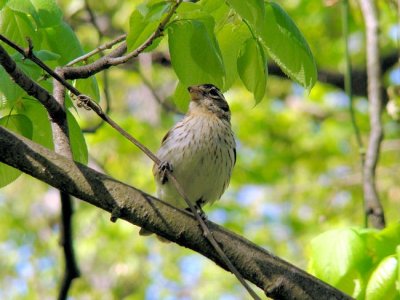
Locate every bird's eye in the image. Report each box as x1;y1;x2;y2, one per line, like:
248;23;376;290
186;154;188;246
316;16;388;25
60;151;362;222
208;88;220;98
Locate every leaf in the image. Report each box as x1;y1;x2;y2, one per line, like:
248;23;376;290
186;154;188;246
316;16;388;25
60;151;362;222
31;0;63;28
369;222;400;261
0;52;43;107
43;22;84;65
365;256;398;300
16;99;53;149
172;81;190;112
5;0;39;24
74;76;100;103
0;114;33;187
217;23;250;90
0;66;25;105
237;38;267;103
225;0;265;30
127;0;172;52
67;111;88;164
168;19;225;88
259;2;317;91
0;6;41;49
34;50;61;61
308;228;369;286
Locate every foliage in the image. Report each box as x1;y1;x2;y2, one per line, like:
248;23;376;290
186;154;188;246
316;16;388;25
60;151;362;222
0;0;399;299
308;223;400;299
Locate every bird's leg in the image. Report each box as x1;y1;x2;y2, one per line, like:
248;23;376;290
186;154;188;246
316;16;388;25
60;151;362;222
159;161;173;184
195;199;207;220
184;199;207;220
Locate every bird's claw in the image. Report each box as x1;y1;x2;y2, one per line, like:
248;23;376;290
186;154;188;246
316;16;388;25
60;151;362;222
159;161;173;184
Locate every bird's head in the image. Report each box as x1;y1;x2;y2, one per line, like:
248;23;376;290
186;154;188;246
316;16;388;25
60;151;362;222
187;84;231;122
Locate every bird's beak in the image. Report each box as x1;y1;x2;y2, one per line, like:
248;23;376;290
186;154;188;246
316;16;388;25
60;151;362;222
188;85;202;101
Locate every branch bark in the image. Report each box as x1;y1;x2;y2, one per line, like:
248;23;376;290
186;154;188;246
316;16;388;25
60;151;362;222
0;126;352;300
52;71;80;299
359;0;386;229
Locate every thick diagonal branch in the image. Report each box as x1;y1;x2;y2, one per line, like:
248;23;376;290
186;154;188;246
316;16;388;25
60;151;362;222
359;0;385;229
0;126;352;300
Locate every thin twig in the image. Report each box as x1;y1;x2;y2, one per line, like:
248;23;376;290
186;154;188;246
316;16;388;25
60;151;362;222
0;1;260;298
359;0;386;229
81;1;113;134
66;34;126;67
342;0;364;154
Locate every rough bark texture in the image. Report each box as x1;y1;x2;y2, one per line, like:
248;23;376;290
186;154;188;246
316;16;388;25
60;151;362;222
0;126;352;300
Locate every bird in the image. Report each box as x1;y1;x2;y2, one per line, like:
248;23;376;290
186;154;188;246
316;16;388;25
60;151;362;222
139;83;236;238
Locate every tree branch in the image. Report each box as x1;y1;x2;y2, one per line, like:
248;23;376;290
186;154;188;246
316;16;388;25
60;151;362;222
1;9;261;296
0;44;65;121
0;126;352;300
359;0;385;228
61;0;181;80
52;72;80;299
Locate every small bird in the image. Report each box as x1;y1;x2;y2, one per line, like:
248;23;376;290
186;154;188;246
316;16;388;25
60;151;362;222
140;83;236;237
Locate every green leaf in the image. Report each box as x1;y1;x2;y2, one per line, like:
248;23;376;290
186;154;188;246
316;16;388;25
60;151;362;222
74;76;100;103
308;228;369;286
6;0;39;24
369;222;400;261
172;82;190;112
175;2;206;19
0;66;25;105
127;1;172;52
16;99;53;149
34;50;61;61
237;38;267;103
0;7;41;49
43;22;84;65
0;114;33;187
217;23;250;90
31;0;63;28
259;2;317;91
67;111;88;164
168;19;225;88
0;52;44;107
225;0;265;30
365;256;398;300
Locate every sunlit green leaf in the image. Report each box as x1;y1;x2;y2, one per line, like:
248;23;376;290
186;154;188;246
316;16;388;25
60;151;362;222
225;0;264;30
259;2;317;91
16;99;53;149
172;81;190;112
237;37;267;103
308;228;369;286
31;0;63;28
365;256;398;300
168;19;224;89
217;23;250;90
0;114;32;187
43;22;84;64
0;7;41;49
6;0;39;24
127;1;172;52
67;111;88;164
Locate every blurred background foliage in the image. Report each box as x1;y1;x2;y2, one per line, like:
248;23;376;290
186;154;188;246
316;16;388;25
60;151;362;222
1;0;400;299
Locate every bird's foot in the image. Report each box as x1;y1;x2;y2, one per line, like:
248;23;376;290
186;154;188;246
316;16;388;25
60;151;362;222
193;199;207;220
159;161;173;184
